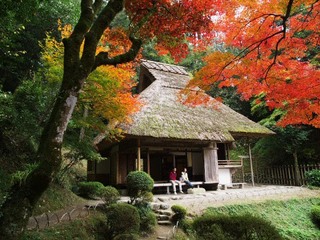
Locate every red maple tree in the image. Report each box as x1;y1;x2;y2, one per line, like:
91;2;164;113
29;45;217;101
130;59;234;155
190;0;319;128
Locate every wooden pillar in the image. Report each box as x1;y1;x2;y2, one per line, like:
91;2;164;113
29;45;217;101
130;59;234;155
203;142;219;182
248;143;255;186
137;138;141;171
147;149;150;174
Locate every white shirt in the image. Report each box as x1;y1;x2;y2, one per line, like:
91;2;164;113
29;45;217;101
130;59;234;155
181;171;189;181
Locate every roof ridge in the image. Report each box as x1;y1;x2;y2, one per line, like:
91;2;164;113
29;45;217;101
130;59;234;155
141;59;189;75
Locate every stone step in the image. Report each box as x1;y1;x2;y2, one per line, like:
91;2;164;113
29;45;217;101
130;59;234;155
158;220;172;225
157;237;167;240
156;210;172;216
157;214;170;221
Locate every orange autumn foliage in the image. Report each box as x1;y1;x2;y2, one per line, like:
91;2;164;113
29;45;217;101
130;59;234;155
83;27;141;126
189;0;320;128
42;24;140;129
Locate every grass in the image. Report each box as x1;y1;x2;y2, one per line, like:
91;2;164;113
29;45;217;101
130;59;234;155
204;197;320;240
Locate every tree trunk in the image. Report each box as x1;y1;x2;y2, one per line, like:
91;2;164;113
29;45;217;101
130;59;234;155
293;150;302;186
0;73;82;238
0;0;142;238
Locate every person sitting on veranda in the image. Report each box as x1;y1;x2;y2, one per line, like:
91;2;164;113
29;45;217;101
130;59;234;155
181;168;194;189
169;167;183;194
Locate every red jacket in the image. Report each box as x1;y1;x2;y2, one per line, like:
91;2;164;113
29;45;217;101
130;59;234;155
169;171;177;181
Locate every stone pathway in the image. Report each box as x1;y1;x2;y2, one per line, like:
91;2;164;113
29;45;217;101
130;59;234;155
150;185;319;215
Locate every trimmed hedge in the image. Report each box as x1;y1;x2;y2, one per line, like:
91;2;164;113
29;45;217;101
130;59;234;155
98;186;120;206
193;214;283;240
105;203;140;238
126;171;154;203
77;181;104;198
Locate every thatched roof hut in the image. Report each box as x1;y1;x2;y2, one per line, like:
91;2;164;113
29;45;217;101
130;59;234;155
121;59;273;142
91;60;274;188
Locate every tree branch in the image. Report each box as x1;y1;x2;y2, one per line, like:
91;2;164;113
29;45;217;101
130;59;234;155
93;35;142;69
80;0;124;70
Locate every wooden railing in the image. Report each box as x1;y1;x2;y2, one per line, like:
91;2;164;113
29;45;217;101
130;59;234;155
218;159;243;168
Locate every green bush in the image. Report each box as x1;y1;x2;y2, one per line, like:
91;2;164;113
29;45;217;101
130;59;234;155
179;218;194;234
98;186;120;206
311;204;320;228
126;171;154;204
135;203;157;233
171;205;187;224
193;214;283;240
77;181;104;198
105;203;140;238
305;170;320;187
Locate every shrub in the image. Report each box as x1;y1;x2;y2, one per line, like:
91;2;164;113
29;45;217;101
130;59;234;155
305;170;320;187
105;203;140;238
98;186;120;206
126;171;154;204
193;214;283;240
311;204;320;228
135;203;157;233
77;181;105;198
171;205;187;224
179;218;194;234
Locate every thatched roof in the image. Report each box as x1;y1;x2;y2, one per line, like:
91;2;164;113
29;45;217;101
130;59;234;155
120;60;274;142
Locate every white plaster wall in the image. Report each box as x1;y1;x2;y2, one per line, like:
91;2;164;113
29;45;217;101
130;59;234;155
218;168;232;185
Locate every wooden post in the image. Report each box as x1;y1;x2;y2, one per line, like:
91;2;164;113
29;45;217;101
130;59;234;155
203;142;219;183
147;149;150;174
248;143;255;186
137;138;141;171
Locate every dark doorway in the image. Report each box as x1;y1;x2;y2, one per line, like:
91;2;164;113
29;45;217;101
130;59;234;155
149;153;173;181
217;143;227;160
175;155;188;179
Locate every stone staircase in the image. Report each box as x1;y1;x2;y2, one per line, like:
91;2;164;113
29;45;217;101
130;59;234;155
156;209;172;225
151;203;173;226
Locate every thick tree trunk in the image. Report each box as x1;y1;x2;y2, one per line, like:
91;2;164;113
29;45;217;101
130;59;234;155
0;75;82;239
0;1;142;238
